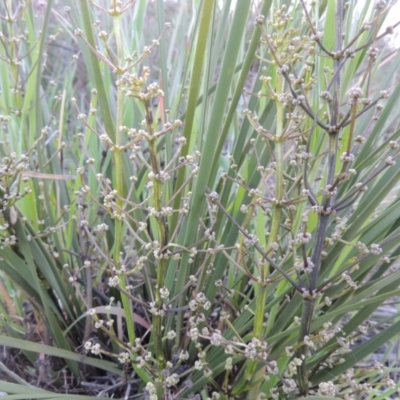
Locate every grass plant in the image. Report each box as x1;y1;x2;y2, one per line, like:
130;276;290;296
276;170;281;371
1;0;400;399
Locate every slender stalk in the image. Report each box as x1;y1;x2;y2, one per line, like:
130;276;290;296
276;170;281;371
245;72;284;399
112;12;137;347
170;1;215;237
171;0;216;347
146;101;168;373
296;0;343;394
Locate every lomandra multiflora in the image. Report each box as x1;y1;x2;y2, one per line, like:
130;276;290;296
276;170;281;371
1;1;400;399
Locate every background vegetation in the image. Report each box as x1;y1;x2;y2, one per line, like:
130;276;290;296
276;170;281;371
1;0;400;399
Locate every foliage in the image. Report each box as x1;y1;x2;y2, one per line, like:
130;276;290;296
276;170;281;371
1;0;400;399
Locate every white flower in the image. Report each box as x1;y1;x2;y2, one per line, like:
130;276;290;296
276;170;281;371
94;320;104;329
90;343;101;355
84;341;92;350
165;373;179;387
118;352;130;363
179;350;189;361
210;330;222;346
108;275;120;287
319;381;337;396
160;287;170;299
370;243;382;255
194;360;204;370
166;330;176;340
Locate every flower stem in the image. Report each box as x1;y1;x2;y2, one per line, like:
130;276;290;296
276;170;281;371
297;1;343;394
145;102;168;374
112;13;136;347
245;71;284;399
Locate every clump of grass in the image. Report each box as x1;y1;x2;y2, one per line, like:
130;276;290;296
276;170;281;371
1;1;400;399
